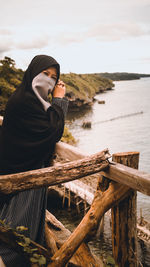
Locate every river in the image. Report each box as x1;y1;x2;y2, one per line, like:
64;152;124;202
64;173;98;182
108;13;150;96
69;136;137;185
67;77;150;220
51;78;150;266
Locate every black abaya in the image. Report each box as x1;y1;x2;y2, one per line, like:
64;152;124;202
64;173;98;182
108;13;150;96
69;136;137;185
0;55;68;266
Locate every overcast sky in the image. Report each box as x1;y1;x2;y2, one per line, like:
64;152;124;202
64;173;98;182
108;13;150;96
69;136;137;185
0;0;150;73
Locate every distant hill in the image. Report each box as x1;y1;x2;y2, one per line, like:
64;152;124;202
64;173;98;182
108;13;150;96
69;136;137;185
0;57;114;114
98;72;150;81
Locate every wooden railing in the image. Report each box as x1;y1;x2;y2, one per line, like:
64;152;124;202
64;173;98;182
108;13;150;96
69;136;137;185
0;138;150;266
0;116;3;125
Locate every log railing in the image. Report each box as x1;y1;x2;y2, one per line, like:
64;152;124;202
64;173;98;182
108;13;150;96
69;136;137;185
0;141;150;266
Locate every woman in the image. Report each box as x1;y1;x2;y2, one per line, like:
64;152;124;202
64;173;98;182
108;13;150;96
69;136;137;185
0;55;68;266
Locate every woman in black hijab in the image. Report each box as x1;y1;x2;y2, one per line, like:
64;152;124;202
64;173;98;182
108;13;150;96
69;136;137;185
0;55;68;266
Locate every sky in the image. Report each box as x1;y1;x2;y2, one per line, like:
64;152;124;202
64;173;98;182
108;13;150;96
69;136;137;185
0;0;150;74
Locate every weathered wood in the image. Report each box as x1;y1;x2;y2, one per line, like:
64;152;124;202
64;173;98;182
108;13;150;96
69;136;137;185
112;152;139;169
0;149;110;194
111;152;139;267
48;181;131;266
45;210;102;267
101;161;150;196
137;216;150;244
0;116;3;126
54;144;150;246
45;223;58;255
93;174;109;238
60;180;95;206
55;142;87;161
62;186;66;208
68;189;71;210
56;143;150;196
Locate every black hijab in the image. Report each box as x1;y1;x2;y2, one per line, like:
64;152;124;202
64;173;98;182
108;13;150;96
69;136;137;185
0;55;64;174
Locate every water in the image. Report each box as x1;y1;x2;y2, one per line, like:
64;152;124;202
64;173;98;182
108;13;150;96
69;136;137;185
66;78;150;221
51;78;150;266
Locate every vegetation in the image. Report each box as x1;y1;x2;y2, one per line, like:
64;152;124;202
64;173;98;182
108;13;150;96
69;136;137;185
0;219;47;266
104;255;118;267
61;72;114;101
99;72;150;81
0;57;23;115
61;126;76;144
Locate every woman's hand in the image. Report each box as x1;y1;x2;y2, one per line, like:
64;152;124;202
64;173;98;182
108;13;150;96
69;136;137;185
53;80;66;98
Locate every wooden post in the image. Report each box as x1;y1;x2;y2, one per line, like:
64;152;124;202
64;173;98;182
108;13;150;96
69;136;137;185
139;208;144;225
49;181;130;266
96;216;104;238
45;210;102;266
111;152;139;267
68;189;71;211
95;174;110;237
84;194;87;216
62;185;66;208
76;195;81;214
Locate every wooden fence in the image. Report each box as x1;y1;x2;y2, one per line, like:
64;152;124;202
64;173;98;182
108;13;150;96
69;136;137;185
0;139;150;266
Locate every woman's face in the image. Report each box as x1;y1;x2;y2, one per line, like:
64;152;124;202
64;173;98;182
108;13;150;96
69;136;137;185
42;67;57;83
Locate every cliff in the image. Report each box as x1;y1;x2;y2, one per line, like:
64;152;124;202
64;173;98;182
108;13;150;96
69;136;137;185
60;73;114;110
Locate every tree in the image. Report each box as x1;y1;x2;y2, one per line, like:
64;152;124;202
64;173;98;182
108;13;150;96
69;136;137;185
0;56;23;115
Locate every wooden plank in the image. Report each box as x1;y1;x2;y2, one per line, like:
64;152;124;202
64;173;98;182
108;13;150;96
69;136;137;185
57;143;150;197
55;142;87;161
0;116;3;126
0;209;103;267
48;181;130;266
111;152;139;267
63;180;95;205
1;148;150;196
0;149;109;194
45;210;103;267
101;161;150;196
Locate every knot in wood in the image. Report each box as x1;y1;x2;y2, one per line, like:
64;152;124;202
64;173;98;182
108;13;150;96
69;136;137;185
89;211;95;220
97;175;111;192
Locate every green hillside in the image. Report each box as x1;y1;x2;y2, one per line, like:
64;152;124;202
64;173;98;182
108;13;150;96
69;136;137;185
0;57;114;114
61;72;114;101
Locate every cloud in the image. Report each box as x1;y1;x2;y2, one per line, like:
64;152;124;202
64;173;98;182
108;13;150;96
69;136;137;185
55;22;150;45
0;28;12;35
0;28;14;56
0;37;13;56
15;36;49;50
88;23;150;41
56;32;85;45
0;0;150;74
140;57;150;62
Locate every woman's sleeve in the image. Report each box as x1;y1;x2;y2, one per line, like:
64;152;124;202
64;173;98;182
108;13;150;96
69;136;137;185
46;97;68;142
52;97;68;117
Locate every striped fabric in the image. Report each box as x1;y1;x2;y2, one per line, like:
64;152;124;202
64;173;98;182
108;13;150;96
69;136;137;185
0;187;47;266
0;97;68;266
